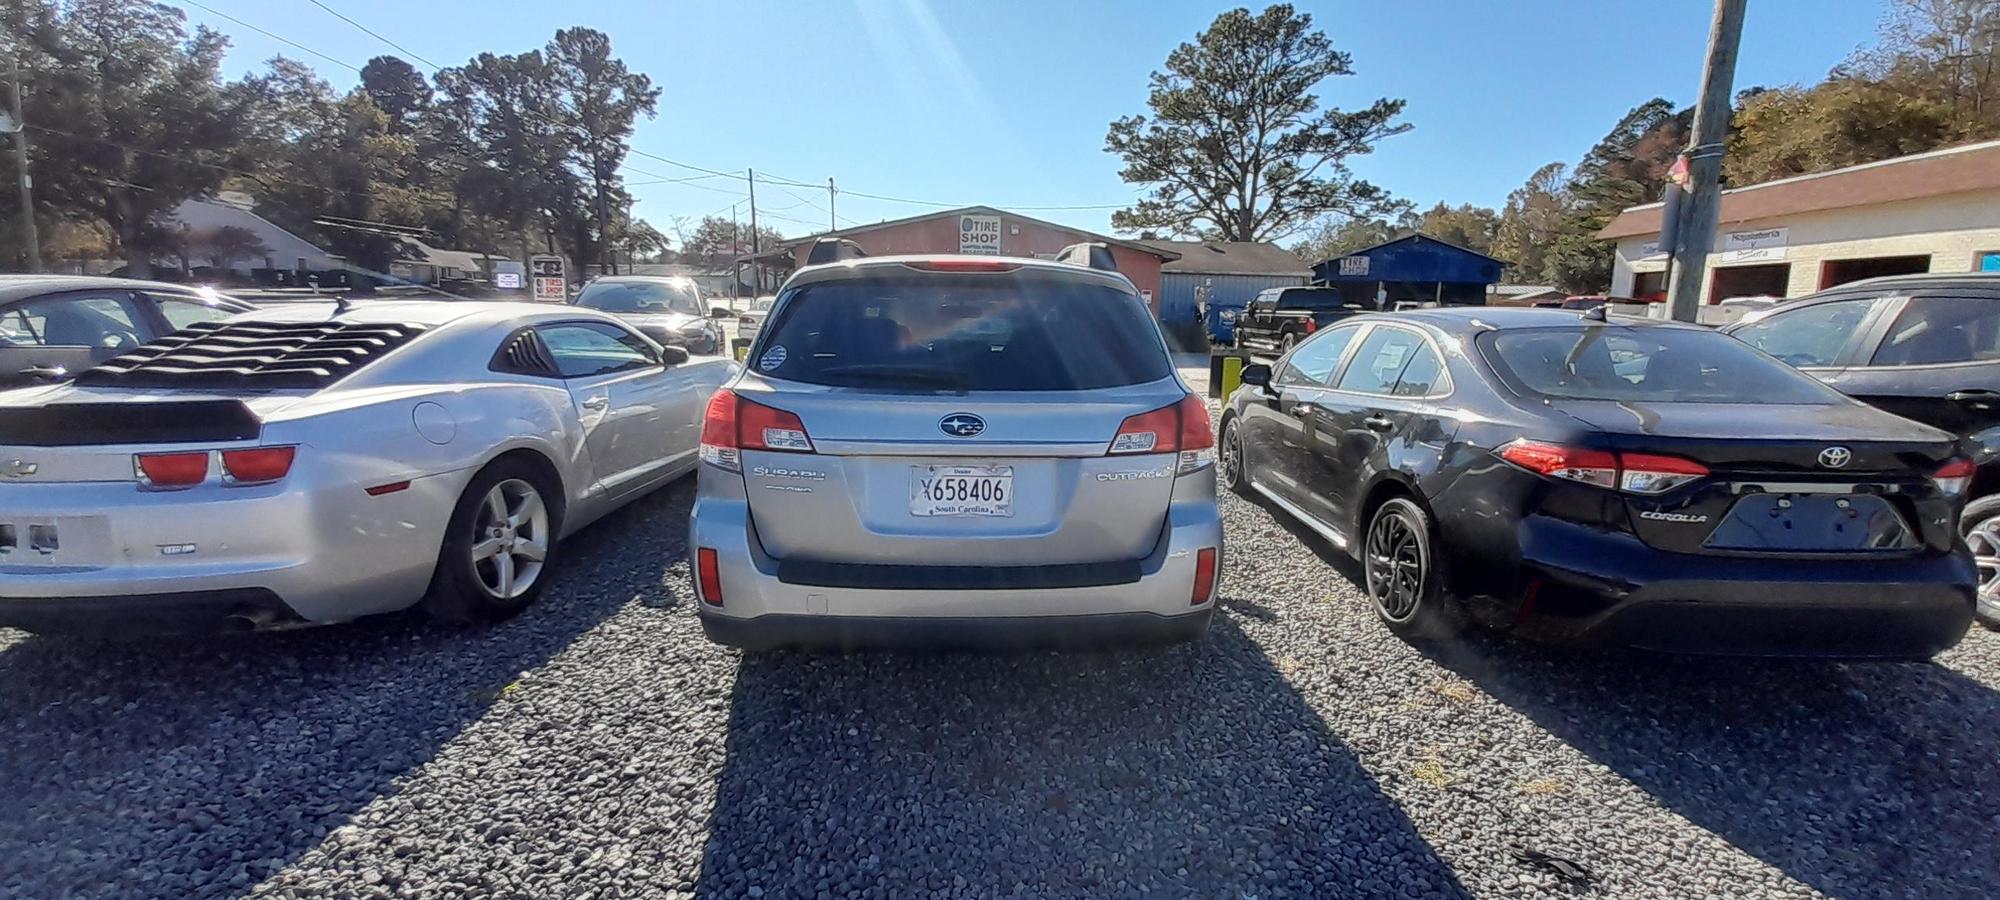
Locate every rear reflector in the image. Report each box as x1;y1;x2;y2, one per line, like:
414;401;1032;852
1192;547;1218;605
697;548;723;606
902;259;1023;273
1933;456;1976;498
221;446;296;484
365;480;412;496
135;451;209;487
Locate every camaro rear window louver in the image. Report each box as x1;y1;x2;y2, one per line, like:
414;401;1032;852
75;320;428;390
494;329;559;377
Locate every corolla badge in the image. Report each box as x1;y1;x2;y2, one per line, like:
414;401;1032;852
939;413;986;438
1818;446;1852;469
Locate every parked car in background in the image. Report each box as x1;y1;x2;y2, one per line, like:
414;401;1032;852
0;276;253;387
1234;286;1365;356
691;250;1221;650
572;275;724;355
1219;306;1976;658
0;301;732;634
1726;272;2000;625
729;295;778;356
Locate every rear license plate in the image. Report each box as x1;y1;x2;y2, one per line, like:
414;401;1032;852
911;465;1013;517
1704;493;1916;552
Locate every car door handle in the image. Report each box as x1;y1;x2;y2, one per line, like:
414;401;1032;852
581;396;610;411
1289;404;1314;418
18;365;66;381
1363;414;1394;432
1946;389;2000;402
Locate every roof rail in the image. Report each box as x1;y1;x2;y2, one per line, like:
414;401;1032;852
805;238;868;266
1054;242;1119;273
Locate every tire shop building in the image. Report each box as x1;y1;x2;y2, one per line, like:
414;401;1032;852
1600;139;2000;304
1311;233;1507;307
757;206;1181;314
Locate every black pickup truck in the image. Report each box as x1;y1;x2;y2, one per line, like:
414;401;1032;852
1233;286;1367;355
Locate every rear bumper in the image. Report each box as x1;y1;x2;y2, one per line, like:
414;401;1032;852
688;488;1223;647
700;607;1213;651
0;588;304;635
1510;517;1977;658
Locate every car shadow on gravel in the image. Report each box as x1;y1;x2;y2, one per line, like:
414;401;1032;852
1421;628;2000;898
695;616;1471;899
0;479;695;898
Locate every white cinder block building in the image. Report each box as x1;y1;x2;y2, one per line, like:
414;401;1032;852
1599;140;2000;304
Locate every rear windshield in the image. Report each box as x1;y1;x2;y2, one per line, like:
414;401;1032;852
574;280;704;316
754;272;1172;391
1478;325;1844;405
1280;288;1346;308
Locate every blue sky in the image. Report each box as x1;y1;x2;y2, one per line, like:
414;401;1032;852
183;0;1887;246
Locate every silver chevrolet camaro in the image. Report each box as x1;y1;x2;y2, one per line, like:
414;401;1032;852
0;300;733;633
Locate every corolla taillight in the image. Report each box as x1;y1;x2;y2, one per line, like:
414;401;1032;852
1498;440;1706;495
1932;456;1976;498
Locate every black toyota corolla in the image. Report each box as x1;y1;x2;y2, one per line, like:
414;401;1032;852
1218;307;1978;658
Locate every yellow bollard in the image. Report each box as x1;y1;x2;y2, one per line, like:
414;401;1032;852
1220;355;1243;401
735;345;749;362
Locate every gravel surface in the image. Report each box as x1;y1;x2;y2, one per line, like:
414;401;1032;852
4;433;1999;898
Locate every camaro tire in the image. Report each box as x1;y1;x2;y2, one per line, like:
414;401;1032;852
423;459;563;623
1364;497;1463;641
1959;494;2000;628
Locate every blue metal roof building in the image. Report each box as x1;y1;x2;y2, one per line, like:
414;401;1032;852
1311;234;1508;307
1140;240;1312;345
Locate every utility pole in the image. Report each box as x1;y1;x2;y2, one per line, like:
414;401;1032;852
7;52;41;273
747;169;759;293
828;177;837;231
731;202;741;302
1664;0;1747;323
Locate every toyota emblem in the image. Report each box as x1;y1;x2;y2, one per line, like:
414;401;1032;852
1818;446;1852;469
939;413;986;438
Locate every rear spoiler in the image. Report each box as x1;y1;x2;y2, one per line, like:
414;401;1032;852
806;238;868;265
0;401;261;446
1055;242;1119;273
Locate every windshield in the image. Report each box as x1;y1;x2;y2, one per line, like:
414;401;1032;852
1479;326;1846;404
756;273;1171;391
574;280;704;316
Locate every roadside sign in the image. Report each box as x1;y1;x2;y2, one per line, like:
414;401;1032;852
495;272;522;289
959;215;1002;255
530;255;567;302
1338;256;1369;276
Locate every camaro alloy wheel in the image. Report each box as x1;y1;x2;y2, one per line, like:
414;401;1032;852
473;478;550;600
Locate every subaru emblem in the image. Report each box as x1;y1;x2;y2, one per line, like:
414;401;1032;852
939;413;986;438
1818;446;1852;469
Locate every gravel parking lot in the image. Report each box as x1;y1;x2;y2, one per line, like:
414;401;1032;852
4;416;1999;898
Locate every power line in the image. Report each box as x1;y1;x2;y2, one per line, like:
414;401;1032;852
180;1;361;72
303;0;441;69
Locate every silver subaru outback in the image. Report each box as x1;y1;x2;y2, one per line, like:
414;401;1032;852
689;251;1222;649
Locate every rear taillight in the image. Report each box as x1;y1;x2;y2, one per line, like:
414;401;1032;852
221;446;296;484
1192;547;1218;605
135;451;209;488
1299;316;1317;333
1108;394;1214;474
1932;456;1976;498
1498;439;1706;495
700;390;814;472
696;548;723;606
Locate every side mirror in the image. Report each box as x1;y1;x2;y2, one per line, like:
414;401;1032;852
1968;425;2000;467
657;345;690;367
1240;363;1272;387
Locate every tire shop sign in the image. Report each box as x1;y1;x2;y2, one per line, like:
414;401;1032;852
960;215;1002;255
530;255;567;302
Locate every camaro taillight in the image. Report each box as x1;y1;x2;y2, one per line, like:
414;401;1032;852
1932;456;1976;498
134;451;209;488
700;390;814;472
221;446;297;484
1109;394;1215;474
136;446;299;488
1497;439;1707;495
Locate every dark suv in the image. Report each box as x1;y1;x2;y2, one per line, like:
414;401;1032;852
1725;272;2000;624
